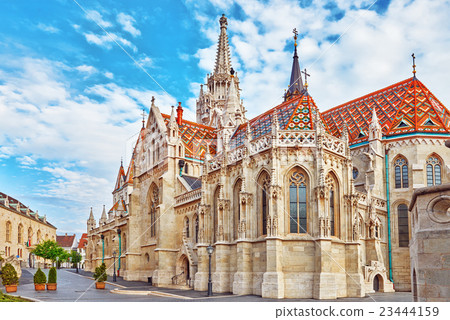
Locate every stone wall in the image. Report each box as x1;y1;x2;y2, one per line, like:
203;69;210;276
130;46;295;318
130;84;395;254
409;183;450;301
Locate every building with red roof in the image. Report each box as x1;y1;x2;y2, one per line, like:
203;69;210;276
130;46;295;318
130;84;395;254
86;15;450;299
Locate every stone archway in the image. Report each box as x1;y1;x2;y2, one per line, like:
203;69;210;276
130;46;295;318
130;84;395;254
373;273;384;292
175;254;190;286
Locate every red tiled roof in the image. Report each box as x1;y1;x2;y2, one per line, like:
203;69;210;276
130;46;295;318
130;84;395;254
78;234;88;249
56;234;76;248
161;114;217;159
321;77;450;145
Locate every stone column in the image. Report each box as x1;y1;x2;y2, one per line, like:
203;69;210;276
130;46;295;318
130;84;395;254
313;239;336;299
213;243;230;293
194;244;209;291
345;243;365;297
262;238;284;298
232;240;253;295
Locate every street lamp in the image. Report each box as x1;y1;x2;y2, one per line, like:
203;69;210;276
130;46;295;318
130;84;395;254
112;250;117;282
206;245;214;296
69;256;72;269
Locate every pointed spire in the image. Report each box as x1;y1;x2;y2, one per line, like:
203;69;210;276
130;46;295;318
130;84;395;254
214;14;232;75
412;53;416;78
286;28;304;100
225;70;240;115
369;106;382;141
89;207;95;220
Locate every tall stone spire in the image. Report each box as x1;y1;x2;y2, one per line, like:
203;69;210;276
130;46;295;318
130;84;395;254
196;14;245;128
285;28;304;101
214;14;232;75
87;207;96;231
99;205;107;225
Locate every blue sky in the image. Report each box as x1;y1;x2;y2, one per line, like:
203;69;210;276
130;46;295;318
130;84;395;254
0;0;449;237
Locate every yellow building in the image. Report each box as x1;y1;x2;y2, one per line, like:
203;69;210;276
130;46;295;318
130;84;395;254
0;192;57;268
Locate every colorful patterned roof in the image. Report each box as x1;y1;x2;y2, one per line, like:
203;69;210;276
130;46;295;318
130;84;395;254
322;77;450;145
162;114;217;160
108;199;127;214
114;164;126;191
229;92;320;149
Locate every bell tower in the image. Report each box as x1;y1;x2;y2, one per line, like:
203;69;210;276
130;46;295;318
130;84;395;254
196;14;245;128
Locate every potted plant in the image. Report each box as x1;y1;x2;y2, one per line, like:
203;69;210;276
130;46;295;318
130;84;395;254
47;267;57;290
93;263;107;289
1;263;19;293
33;268;46;291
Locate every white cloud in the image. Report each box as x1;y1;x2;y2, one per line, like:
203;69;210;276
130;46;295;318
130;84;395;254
137;55;153;68
117;13;141;37
17;155;36;166
186;0;450;115
0;56;176;210
85;10;112;29
104;71;114;79
84;32;137;52
75;64;97;78
37;23;60;34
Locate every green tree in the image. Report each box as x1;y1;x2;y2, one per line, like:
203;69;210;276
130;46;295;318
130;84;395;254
32;240;68;266
69;251;82;272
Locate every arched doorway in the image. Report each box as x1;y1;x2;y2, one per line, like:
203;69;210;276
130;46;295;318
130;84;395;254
182;256;190;285
28;253;34;268
373;274;381;292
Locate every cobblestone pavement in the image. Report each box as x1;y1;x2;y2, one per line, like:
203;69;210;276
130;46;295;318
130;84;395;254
1;268;412;302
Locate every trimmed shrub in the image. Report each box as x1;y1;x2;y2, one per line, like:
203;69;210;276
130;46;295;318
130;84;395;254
1;263;19;286
48;267;57;284
93;263;107;282
33;268;47;284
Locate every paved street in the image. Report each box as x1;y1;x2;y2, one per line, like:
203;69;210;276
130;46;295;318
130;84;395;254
1;268;412;302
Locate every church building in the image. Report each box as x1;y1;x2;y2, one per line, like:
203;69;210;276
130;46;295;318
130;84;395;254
85;15;450;299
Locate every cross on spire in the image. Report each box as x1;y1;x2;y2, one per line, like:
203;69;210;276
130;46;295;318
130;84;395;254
301;68;310;89
293;28;298;47
412;53;416;77
141;107;146;128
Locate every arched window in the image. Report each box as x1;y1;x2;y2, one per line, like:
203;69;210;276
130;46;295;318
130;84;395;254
18;224;23;245
37;230;41;243
326;173;339;237
184;217;190;238
194;215;199;243
398;204;409;247
185;163;189;174
123;233;127;252
5;221;11;242
426;155;442;186
28;227;33;245
394;156;408;188
352;167;359;179
149;184;159;237
258;172;270;236
233;179;242;240
289;169;307;234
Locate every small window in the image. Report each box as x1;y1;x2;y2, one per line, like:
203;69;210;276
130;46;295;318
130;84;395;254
426;156;442;186
398;204;409;247
394;157;408;188
352;168;359;179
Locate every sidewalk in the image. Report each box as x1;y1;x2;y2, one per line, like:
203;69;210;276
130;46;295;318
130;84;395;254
66;269;233;299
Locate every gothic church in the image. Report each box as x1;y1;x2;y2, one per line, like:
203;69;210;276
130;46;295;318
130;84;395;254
86;15;450;299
